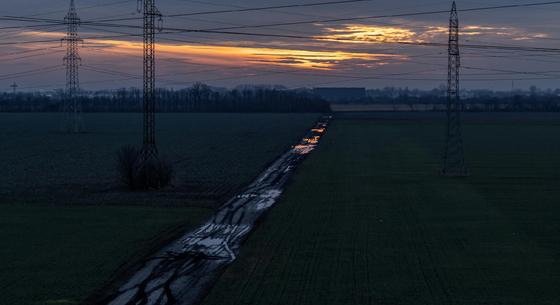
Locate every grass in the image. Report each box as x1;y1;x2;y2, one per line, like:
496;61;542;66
201;112;560;305
0;204;210;305
0;113;319;206
0;113;319;305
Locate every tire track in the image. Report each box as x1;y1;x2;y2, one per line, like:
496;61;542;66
101;116;332;305
236;170;309;305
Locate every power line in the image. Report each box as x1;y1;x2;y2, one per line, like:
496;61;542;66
0;45;62;58
156;29;560;54
81;22;560;54
190;1;560;32
169;0;372;17
5;0;560;91
26;0;135;18
0;49;64;62
97;54;560;83
463;66;560;77
0;65;64;81
3;2;560;54
88;0;375;22
4;0;560;32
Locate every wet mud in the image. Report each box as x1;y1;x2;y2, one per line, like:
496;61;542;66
101;116;331;305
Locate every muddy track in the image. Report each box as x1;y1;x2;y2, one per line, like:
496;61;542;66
100;116;331;305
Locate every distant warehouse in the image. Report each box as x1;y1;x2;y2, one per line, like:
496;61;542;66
314;87;366;102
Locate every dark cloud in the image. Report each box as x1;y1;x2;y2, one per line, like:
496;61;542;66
2;0;560;90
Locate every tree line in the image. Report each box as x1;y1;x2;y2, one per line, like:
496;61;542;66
0;84;331;113
4;84;560;112
353;86;560;112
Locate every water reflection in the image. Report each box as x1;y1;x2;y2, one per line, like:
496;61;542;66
105;115;331;305
293;116;331;155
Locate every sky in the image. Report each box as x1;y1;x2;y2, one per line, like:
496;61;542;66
2;0;560;91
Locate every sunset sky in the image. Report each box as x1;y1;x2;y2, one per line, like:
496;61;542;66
2;0;560;91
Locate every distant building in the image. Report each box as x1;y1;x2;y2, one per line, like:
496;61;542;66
313;87;366;102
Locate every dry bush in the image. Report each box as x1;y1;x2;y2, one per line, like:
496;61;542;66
116;145;174;190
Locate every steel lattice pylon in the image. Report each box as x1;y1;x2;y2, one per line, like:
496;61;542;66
442;1;468;177
140;0;161;160
62;0;84;133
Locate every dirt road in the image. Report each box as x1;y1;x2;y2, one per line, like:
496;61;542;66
101;116;331;305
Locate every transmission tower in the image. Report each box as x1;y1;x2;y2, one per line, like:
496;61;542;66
442;1;468;177
139;0;162;159
62;0;84;133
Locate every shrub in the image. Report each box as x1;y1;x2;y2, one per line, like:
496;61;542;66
117;145;141;189
116;145;174;190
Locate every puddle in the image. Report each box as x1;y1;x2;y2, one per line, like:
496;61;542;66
104;115;331;305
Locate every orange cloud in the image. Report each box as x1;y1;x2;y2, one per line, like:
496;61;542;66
18;24;549;70
315;23;552;44
318;25;416;43
83;38;405;70
15;29;407;70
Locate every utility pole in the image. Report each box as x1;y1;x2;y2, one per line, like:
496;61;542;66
442;1;468;177
139;0;162;159
62;0;84;133
10;82;18;95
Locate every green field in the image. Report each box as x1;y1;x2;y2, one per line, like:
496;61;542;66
0;113;318;206
202;113;560;305
0;205;210;305
0;113;318;305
